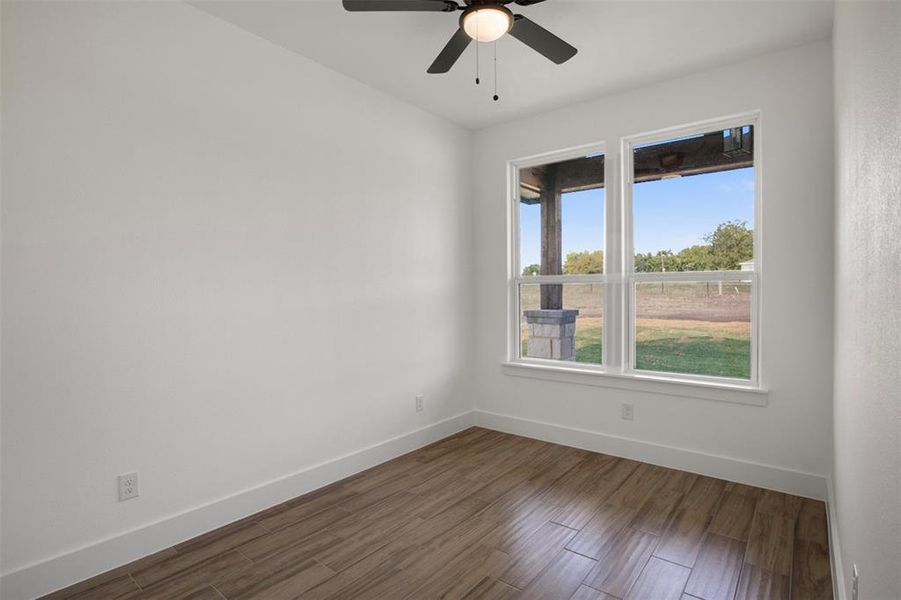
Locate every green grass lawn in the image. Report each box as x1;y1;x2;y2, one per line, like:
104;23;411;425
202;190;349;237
571;318;602;364
522;317;751;379
634;318;750;378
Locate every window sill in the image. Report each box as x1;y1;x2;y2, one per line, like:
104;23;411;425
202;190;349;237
501;361;768;406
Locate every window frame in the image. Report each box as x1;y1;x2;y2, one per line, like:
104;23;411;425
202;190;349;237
508;141;608;372
507;112;763;394
622;113;761;387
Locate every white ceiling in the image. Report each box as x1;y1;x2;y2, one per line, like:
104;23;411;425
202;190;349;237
191;0;834;130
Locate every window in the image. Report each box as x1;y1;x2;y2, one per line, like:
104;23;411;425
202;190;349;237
513;148;605;367
509;115;760;389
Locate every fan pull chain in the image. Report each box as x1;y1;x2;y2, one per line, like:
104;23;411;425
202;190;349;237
493;40;499;101
475;43;480;84
475;11;480;85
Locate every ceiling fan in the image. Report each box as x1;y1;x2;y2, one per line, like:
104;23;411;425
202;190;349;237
342;0;577;75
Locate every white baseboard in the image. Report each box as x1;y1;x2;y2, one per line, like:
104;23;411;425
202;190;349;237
475;410;828;500
0;411;476;600
825;476;846;600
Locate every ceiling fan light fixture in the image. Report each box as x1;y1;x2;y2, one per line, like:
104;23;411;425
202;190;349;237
461;5;513;43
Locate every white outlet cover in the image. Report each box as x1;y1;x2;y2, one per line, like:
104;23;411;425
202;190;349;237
621;403;634;420
118;472;139;501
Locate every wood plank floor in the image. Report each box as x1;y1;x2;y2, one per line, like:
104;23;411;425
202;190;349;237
43;428;833;600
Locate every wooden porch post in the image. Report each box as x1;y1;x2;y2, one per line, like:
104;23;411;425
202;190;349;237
539;165;562;309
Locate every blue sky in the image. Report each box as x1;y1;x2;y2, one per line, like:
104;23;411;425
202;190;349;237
520;167;754;268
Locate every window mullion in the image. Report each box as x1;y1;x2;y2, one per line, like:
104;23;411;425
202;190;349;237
515;274;606;285
619;142;636;374
604;151;623;373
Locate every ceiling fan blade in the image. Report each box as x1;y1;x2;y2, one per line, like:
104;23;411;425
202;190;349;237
509;15;577;64
342;0;457;12
427;28;471;73
513;0;548;5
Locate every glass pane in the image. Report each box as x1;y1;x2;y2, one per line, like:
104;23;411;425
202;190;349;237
633;126;754;273
635;280;751;379
519;153;605;277
520;283;603;365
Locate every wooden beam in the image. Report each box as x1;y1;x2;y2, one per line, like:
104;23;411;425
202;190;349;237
519;128;754;203
633;129;754;183
553;155;605;193
520;155;605;205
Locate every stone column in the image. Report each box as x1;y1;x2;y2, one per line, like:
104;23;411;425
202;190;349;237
524;309;579;361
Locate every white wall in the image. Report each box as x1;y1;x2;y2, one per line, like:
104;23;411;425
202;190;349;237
472;42;834;486
833;3;901;598
0;0;472;590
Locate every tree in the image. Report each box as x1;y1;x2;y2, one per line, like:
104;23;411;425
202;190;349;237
634;221;753;272
705;220;753;270
677;244;715;271
522;263;540;276
635;250;680;273
563;250;603;274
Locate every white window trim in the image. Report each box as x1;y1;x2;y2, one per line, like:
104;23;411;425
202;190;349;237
506;112;766;404
500;360;767;406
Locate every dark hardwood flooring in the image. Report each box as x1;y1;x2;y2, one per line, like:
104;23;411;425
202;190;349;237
43;427;833;600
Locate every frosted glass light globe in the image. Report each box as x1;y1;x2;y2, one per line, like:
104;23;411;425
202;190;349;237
462;7;513;43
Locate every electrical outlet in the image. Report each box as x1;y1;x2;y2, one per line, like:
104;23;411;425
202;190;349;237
621;403;634;420
851;564;859;600
118;472;139;501
415;395;424;413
